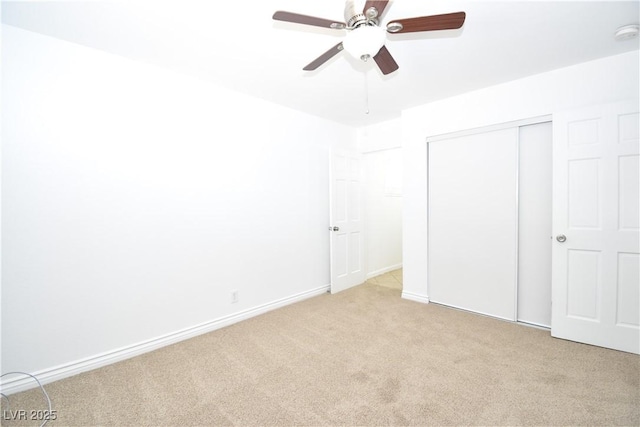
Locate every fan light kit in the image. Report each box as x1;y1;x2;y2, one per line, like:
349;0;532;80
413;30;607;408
343;25;386;61
273;0;466;75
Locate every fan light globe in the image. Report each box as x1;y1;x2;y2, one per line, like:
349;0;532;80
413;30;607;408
343;25;386;60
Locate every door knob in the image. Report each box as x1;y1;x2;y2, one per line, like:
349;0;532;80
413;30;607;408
556;234;567;243
329;226;339;231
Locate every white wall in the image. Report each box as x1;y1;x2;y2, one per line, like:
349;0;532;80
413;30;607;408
359;119;403;278
402;50;640;302
1;25;355;388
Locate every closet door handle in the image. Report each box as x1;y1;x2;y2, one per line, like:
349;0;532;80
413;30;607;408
556;234;567;243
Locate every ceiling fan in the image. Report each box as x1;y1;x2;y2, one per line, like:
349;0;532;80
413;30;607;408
273;0;466;75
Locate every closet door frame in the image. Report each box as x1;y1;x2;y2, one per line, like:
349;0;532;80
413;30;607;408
426;115;552;323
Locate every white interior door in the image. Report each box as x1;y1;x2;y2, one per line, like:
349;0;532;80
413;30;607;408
552;100;640;354
428;128;518;320
517;122;552;327
330;149;365;293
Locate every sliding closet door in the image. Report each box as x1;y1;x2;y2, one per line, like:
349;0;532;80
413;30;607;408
428;128;518;321
517;122;552;327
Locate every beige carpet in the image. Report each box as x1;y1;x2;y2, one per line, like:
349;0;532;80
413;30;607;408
2;273;639;426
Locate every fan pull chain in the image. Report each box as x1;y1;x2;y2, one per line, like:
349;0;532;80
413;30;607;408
364;71;370;115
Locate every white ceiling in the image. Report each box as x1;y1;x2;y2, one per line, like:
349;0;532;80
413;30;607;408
2;0;639;127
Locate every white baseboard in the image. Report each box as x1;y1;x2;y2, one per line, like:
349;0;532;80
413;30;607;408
401;291;430;304
366;263;402;280
1;284;330;395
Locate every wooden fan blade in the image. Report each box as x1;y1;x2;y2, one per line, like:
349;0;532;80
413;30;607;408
373;45;399;75
387;11;466;34
363;1;390;19
273;11;346;29
303;43;344;71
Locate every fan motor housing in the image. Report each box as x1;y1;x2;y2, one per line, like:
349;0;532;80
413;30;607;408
347;13;378;29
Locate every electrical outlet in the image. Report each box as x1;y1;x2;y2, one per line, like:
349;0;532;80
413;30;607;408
231;290;239;304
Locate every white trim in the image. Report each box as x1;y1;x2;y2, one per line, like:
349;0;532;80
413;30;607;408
361;146;402;155
426;143;431;299
427;115;552;143
513;127;521;322
0;285;330;395
366;263;403;280
431;300;514;322
401;291;430;304
518;320;551;330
